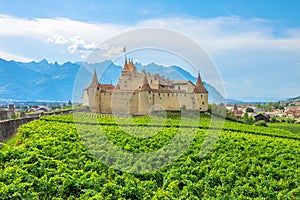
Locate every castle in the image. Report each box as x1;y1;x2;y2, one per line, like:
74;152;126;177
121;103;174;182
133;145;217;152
82;57;208;115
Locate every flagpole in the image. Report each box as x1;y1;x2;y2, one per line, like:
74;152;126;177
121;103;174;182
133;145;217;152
123;46;127;63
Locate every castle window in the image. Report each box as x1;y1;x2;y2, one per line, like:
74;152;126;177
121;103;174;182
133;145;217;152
178;86;180;90
150;79;153;84
201;95;203;98
202;102;205;105
167;93;169;97
148;91;151;94
184;94;186;97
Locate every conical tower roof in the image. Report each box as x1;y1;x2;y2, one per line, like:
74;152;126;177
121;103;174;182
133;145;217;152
122;57;130;71
194;73;208;93
89;69;99;87
140;75;152;91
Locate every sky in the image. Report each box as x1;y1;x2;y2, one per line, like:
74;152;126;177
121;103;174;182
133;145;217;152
0;0;300;101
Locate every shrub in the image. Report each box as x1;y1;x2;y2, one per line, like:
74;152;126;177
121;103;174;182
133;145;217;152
255;120;268;127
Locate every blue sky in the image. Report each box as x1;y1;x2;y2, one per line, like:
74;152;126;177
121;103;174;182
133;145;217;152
0;0;300;100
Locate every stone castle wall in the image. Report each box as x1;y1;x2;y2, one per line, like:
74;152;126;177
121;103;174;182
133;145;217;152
89;90;207;115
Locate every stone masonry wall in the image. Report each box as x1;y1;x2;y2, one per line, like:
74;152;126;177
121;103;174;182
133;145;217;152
0;117;39;142
0;110;74;142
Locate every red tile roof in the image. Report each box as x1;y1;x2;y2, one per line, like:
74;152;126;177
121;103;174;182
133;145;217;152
89;70;99;87
100;84;114;92
194;73;208;93
139;75;152;91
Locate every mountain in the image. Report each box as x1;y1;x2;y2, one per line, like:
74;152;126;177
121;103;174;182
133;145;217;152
0;58;224;103
0;58;79;101
280;96;300;103
225;99;245;105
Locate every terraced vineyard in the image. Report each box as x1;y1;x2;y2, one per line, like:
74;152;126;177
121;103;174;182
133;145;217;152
1;114;300;199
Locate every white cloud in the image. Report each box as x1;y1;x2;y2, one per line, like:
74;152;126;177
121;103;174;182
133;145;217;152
46;36;68;44
0;14;300;98
99;42;110;50
244;80;253;85
67;36;97;53
135;17;300;55
0;50;32;62
0;14;127;46
102;46;123;58
1;14;300;61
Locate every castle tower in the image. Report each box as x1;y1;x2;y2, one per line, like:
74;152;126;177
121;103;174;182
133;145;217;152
140;74;152;92
82;69;100;112
128;58;138;76
138;75;152;114
194;73;208;112
8;104;14;113
122;57;130;76
122;57;138;77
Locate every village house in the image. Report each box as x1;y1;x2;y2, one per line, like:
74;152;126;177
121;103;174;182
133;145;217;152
0;104;15;120
254;113;270;122
233;110;244;118
284;106;300;118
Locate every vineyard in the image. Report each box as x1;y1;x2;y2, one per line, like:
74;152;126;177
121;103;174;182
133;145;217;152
1;113;300;199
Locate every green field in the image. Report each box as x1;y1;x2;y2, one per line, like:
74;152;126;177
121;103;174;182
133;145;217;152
1;114;300;199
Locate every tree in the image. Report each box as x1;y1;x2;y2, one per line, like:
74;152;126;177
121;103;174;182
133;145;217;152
255;120;267;127
270;117;276;123
233;103;238;111
180;105;186;111
263;102;274;112
68;100;72;106
243;112;254;125
245;107;254;113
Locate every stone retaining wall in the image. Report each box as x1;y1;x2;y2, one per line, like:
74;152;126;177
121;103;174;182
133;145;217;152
0;117;39;142
0;109;74;142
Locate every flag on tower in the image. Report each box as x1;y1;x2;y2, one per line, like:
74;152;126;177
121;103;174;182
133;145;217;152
123;46;126;53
